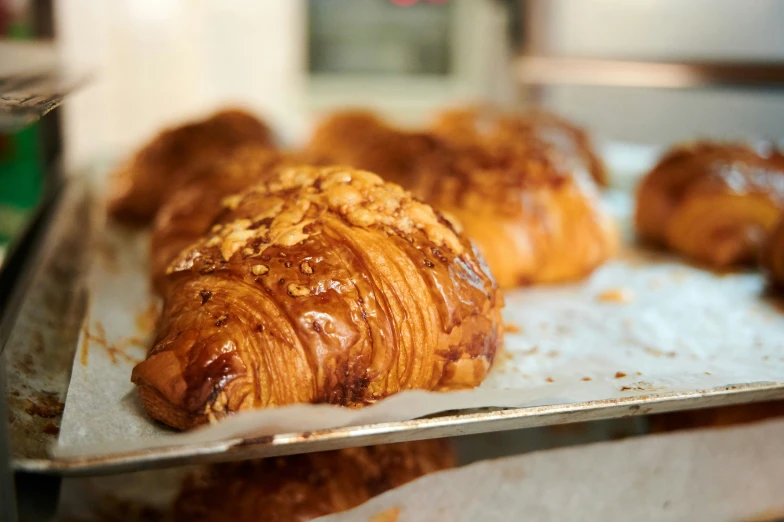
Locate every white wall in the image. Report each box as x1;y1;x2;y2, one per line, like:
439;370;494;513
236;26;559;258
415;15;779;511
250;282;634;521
537;0;784;145
55;0;507;170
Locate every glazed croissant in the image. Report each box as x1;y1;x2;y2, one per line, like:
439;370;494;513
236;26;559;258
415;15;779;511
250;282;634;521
413;137;617;289
302;109;437;187
431;107;608;187
173;439;455;522
635;142;784;267
762;217;784;287
132;166;503;429
108;109;274;225
150;146;293;294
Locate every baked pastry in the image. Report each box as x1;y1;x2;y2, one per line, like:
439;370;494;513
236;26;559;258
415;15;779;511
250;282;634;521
132;166;503;429
173;439;455;522
432;107;608;186
649;401;784;433
108;109;274;225
761;217;784;287
302;109;437;187
635;142;784;267
413;137;617;288
150;146;293;294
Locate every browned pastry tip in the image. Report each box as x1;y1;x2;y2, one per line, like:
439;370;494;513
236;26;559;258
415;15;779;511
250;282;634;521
172;439;455;522
414;136;617;288
635;141;784;267
432;106;609;187
150;145;295;295
108;108;275;225
761;217;784;287
302;109;438;188
133;165;503;430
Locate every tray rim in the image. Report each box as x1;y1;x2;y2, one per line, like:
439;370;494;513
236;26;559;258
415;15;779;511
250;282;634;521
15;381;784;476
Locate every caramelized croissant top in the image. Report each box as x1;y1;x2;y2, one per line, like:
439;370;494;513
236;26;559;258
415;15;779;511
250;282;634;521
635;141;784;267
150;146;294;294
108;109;274;225
132;166;503;429
173;439;455;522
302;109;438;187
432;107;608;186
413;137;617;287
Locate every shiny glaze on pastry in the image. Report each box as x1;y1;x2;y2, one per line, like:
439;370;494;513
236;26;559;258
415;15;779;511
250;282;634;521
132;166;503;429
414;137;617;288
432;107;608;186
108;109;274;225
301;110;438;187
173;439;454;522
150;146;293;294
635;142;784;267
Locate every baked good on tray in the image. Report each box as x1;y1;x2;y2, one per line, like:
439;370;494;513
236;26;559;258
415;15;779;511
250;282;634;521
132;166;503;429
635;142;784;267
301;109;437;187
412;135;618;289
173;439;454;521
108;109;275;225
762;217;784;287
431;107;608;187
150;146;294;294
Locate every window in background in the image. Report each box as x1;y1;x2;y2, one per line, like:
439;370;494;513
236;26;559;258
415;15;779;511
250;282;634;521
308;0;454;77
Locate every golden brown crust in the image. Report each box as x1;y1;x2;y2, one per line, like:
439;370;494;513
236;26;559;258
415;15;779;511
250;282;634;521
432;107;608;186
301;110;438;187
132;166;503;430
150;146;294;294
635;141;784;267
108;109;275;225
413;136;617;288
761;217;784;287
172;439;455;522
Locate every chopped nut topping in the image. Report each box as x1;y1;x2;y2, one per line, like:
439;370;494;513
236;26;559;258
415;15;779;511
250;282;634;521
287;283;310;297
251;264;269;275
300;261;314;274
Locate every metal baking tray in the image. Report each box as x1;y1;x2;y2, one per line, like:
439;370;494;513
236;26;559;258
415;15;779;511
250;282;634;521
5;178;784;476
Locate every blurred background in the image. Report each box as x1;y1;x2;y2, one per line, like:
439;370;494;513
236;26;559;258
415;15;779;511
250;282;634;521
3;0;784;243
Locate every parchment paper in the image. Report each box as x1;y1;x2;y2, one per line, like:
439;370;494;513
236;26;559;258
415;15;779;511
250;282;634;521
318;418;784;522
57;419;784;521
53;194;784;458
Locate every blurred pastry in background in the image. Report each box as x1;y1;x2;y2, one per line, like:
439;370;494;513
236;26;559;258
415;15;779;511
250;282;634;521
414;136;617;289
173;439;455;522
108;109;275;225
301;109;437;187
648;401;784;433
150;146;296;295
432;106;608;187
635;142;784;268
761;217;784;288
133;166;503;430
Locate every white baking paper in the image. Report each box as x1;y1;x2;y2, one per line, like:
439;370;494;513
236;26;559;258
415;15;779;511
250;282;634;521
318;419;784;522
58;419;784;521
53;192;784;458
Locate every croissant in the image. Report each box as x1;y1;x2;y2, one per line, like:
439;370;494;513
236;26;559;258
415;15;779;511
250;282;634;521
432;107;608;187
413;137;617;288
635;142;784;267
762;217;784;287
132;166;503;429
108;109;274;225
173;439;455;522
301;109;437;187
150;146;293;294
